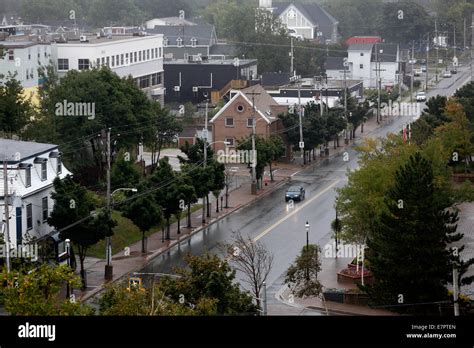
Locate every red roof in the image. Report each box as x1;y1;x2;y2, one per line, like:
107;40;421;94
345;36;382;45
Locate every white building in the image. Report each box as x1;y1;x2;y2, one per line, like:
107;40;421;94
259;0;339;43
0;139;72;249
50;33;165;104
347;43;400;89
145;17;196;29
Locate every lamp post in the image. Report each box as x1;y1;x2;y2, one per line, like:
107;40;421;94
65;238;71;298
305;221;309;250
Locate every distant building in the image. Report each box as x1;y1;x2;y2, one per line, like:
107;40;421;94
148;24;218;60
145;17;196;29
0;139;72;249
210;84;290;157
345;36;381;45
163;57;258;105
259;0;339;43
50;33;165;103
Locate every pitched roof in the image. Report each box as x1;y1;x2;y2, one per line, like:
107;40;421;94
348;43;374;51
346;36;381;45
0;139;58;163
148;24;216;46
371;43;398;63
210;85;280;124
325;56;345;70
273;2;338;39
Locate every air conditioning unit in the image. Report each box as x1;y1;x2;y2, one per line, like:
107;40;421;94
192;86;199;92
80;35;88;42
174;86;181;92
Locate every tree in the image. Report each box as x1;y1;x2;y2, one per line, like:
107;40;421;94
98;281;217;316
284;245;322;298
158;253;259;315
123;194;162;253
225;233;273;310
0;264;94;315
364;153;463;314
110;152;141;190
48;176;115;288
0;74;34;137
267;135;285;181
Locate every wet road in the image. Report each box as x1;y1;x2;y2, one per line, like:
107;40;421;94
141;64;471;308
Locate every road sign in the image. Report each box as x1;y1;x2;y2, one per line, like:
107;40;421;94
299;141;304;149
201;129;208;139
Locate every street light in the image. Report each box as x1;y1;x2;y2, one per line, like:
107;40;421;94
65;239;71;297
305;221;310;250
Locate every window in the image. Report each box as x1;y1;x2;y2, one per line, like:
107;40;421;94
25;167;31;187
57;58;69;70
116;55;119;66
78;59;90;70
101;57;105;66
41;162;47;181
111;55;115;67
42;197;48;222
151;73;162;86
120;54;124;65
139;75;150;89
147;49;150;60
177;37;183;47
26;204;33;230
359;64;364;69
247;118;254;127
225;117;234;127
8;49;14;61
125;53;129;64
158;48;161;58
191;37;197;47
134;52;137;62
57;157;62;174
139;51;142;61
225;138;235;147
96;58;100;67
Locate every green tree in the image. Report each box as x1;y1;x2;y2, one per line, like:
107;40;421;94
0;264;94;315
48;176;115;287
123;194;162;253
159;253;259;315
110;152;141;190
364;153;462;314
0;74;34;137
284;245;322;298
267;135;285;181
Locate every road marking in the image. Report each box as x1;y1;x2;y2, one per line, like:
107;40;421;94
253;179;341;242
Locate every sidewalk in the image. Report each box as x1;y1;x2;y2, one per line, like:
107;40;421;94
77;112;386;302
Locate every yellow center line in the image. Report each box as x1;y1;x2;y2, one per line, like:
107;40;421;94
253;179;341;242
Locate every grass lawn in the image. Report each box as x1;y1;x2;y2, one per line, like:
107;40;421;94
86;205;203;259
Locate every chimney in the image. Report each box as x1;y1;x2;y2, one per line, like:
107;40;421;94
259;0;273;9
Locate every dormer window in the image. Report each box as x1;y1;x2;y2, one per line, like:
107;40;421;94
177;37;183;47
191;37;197;47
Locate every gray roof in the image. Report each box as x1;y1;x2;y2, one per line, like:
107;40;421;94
348;43;374;51
325;56;345;70
371;43;398;63
0;139;58;163
273;2;338;39
209;43;237;57
261;71;291;87
148;24;216;46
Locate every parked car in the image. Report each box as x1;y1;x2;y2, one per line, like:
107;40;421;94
416;91;426;102
451;69;458;74
421;65;427;73
443;71;452;78
285;185;305;201
413;68;422;77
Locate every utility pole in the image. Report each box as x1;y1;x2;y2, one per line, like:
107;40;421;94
471;13;474;82
374;43;385;124
297;80;305;164
104;127;113;281
204;100;210;219
464;17;466;52
342;58;349;144
411;40;414;103
453;267;460;316
435;19;439;82
247;91;260;195
2;158;11;273
425;32;429;91
290;37;294;77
